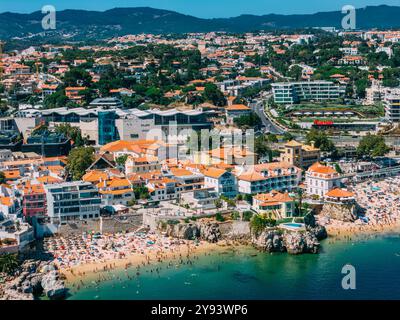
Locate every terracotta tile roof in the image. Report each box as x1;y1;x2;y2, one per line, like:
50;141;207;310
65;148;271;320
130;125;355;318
0;197;12;206
325;188;354;198
254;190;294;203
308;162;337;175
83;170;108;183
202;167;227;179
226;104;250;111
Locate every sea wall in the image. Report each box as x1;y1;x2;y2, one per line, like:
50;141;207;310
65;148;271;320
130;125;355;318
34;214;143;238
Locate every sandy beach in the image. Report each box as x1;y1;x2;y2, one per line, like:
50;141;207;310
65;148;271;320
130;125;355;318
60;239;235;284
321;176;400;240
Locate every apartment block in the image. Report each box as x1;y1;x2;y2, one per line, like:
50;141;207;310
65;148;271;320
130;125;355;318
272;81;345;104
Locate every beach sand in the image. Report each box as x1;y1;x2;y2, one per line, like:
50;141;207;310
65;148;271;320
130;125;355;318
61;240;236;284
325;219;400;240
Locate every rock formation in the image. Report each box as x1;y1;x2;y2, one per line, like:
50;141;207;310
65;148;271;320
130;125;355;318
0;260;67;300
320;202;361;222
158;221;221;242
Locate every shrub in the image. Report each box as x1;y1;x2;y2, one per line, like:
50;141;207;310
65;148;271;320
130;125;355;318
250;214;276;234
231;211;240;220
242;211;254;221
215;212;225;222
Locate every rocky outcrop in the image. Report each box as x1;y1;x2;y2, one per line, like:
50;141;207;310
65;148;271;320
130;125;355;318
284;231;319;254
200;223;221;243
251;219;328;255
320;202;359;222
161;222;200;240
0;260;66;300
307;224;328;241
41;270;67;299
158;221;221;242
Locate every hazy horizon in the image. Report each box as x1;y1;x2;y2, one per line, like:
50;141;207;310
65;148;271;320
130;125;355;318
0;1;399;18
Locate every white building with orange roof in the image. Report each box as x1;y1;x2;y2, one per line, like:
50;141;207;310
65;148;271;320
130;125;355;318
169;167;204;192
100;140;172;161
236;162;301;195
252;190;295;218
125;155;161;174
305;162;342;198
202;167;237;198
97;177;134;206
325;188;355;204
146;177;183;202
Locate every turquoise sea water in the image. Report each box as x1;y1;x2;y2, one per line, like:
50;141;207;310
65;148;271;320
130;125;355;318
68;233;400;300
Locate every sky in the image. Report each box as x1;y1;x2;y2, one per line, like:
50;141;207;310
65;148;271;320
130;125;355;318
0;0;399;18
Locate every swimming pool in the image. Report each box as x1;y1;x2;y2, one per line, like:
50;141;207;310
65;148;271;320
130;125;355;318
280;222;306;230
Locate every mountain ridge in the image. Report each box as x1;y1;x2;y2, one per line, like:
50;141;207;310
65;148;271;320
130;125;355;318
0;5;399;40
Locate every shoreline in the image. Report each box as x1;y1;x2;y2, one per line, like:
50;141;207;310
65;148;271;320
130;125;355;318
61;240;240;285
62;221;400;286
324;219;400;241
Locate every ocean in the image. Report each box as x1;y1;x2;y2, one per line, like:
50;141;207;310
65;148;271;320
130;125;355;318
67;233;400;300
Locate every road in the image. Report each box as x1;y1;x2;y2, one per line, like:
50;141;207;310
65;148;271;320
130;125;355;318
250;100;285;135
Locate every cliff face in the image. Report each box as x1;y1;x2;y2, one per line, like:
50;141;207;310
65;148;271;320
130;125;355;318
320;203;359;222
160;222;222;243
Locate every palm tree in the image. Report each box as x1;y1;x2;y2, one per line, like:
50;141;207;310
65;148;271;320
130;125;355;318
295;188;305;216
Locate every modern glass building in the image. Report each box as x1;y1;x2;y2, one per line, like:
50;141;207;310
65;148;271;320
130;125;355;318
98;111;118;145
272;81;346;104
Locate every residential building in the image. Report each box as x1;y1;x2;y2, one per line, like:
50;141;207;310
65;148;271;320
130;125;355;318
44;181;102;223
97;177;134;206
305;162;342;198
280;140;321;169
237;162;301;194
385;94;400;122
169;167;204;192
202;167;237;197
252;190;295;218
22;183;47;219
65;87;87;103
272;81;345;104
125;155;161;174
180;188;218;211
146;177;183;202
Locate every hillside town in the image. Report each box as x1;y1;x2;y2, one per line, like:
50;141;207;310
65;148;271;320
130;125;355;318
2;26;400;299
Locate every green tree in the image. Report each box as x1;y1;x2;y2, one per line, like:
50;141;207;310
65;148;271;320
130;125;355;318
250;214;276;234
133;186;150;200
357;134;390;157
116;154;129;167
0;171;6;184
55;123;87;147
202;83;226;106
233;113;262;128
0;253;19;275
306;129;337;153
66;147;95;180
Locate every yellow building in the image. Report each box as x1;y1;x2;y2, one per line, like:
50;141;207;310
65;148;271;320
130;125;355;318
280;140;320;169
